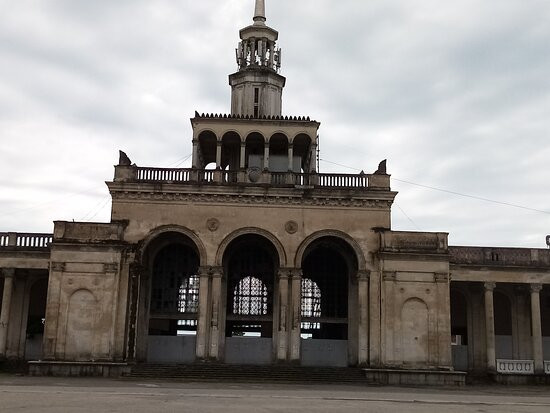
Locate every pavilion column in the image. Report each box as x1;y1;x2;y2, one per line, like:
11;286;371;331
209;267;223;359
530;283;544;374
287;143;294;171
357;270;370;365
0;269;15;358
289;269;302;362
240;142;246;169
263;142;270;170
195;266;211;359
484;282;497;372
277;269;290;361
310;142;318;173
192;139;199;168
216;141;222;169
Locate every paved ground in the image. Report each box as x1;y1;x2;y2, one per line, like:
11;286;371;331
1;375;550;412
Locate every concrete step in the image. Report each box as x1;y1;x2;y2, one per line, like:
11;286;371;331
123;363;369;384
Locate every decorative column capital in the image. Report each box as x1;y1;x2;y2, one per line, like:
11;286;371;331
530;283;543;294
1;268;15;278
434;272;450;283
291;269;303;279
383;271;396;282
484;282;496;292
277;268;292;280
103;263;119;273
50;262;66;273
357;270;370;281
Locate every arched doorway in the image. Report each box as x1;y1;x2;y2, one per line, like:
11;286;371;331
25;278;48;360
142;232;201;363
541;287;550;360
450;289;469;370
300;236;357;367
223;234;279;364
494;291;513;359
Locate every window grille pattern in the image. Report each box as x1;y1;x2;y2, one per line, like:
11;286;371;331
177;276;200;313
301;278;321;318
301;278;321;330
233;276;268;316
151;244;199;314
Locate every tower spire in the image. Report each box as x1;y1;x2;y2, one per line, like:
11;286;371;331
230;0;285;117
254;0;266;25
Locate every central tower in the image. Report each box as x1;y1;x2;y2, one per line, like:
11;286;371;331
230;0;286;117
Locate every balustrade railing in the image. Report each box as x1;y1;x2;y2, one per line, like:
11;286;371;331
0;233;52;249
137;167;191;182
317;173;367;188
270;173;288;185
496;359;534;375
133;167;371;189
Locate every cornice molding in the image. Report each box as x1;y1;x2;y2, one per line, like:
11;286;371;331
110;190;394;209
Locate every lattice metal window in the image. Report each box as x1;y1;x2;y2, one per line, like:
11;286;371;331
233;276;268;315
301;278;321;330
301;278;321;318
151;244;199;314
178;276;199;313
177;319;198;327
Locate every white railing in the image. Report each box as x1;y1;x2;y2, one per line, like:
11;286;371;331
545;361;550;375
133;167;371;189
0;233;52;249
496;359;534;375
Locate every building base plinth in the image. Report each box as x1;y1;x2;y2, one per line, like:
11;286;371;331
493;374;550;385
28;361;131;378
363;368;466;386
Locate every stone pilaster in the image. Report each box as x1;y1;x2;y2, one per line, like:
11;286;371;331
289;269;302;362
484;282;496;372
530;283;544;374
209;267;223;359
276;268;291;361
357;270;370;365
195;266;211;359
0;269;15;357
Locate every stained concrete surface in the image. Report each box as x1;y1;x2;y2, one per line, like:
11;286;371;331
1;375;550;412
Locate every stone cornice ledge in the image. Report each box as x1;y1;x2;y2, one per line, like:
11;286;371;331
107;183;397;209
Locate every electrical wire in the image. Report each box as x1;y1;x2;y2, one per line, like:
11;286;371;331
319;158;550;216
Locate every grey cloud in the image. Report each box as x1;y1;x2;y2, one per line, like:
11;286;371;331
0;0;549;247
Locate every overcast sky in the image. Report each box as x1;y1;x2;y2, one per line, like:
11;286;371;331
1;0;549;248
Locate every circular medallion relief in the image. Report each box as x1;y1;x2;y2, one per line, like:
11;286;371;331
207;218;220;232
247;167;262;183
285;220;298;234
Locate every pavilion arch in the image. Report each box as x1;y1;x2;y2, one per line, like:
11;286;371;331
245;132;266;169
221;131;242;171
138;225;207;268
197;130;218;169
215;227;287;268
292;133;313;173
294;230;366;271
269;133;289;172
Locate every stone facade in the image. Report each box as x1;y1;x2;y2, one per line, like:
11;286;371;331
1;1;549;384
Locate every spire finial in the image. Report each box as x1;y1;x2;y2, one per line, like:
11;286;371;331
254;0;266;25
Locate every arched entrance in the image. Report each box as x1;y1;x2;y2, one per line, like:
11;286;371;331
222;234;279;365
300;236;358;367
142;232;201;363
450;289;469;370
25;278;48;360
494;291;513;359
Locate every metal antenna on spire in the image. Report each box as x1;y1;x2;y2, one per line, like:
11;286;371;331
254;0;266;24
